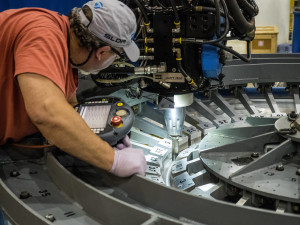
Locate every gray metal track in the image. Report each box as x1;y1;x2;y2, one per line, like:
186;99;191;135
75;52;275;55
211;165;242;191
0;148;299;225
223;54;300;85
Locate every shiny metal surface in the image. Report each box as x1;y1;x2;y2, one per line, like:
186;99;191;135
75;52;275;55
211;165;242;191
164;107;186;137
174;93;194;108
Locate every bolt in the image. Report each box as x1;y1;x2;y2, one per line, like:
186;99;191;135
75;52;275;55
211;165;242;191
251;152;259;158
45;214;56;222
10;170;20;177
296;169;300;176
19;191;31;199
276;164;284;171
172;68;177;72
290;111;298;119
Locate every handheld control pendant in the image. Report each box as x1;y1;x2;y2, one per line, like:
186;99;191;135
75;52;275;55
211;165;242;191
76;96;134;145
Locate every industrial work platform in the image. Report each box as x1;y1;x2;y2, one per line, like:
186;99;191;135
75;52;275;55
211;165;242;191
1;54;300;225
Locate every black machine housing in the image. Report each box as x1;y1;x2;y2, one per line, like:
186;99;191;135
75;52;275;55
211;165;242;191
92;0;258;96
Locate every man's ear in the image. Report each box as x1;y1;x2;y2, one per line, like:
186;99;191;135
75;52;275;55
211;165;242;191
95;46;111;61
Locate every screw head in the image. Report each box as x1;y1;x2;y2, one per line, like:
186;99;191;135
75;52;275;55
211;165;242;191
290;111;298;118
276;164;284;171
10;170;20;177
45;214;56;222
19;191;31;199
251;152;259;158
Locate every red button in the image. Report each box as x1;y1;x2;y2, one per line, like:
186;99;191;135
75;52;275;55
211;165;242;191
111;116;122;127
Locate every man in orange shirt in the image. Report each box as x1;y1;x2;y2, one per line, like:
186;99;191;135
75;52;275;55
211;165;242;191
0;0;146;177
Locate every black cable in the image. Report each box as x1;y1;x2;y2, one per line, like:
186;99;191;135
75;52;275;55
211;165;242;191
156;0;167;9
247;0;259;16
249;0;259;11
214;0;221;37
215;0;229;42
134;13;144;41
177;60;189;79
134;0;150;24
177;60;206;89
224;0;255;34
237;0;257;17
136;12;143;32
169;0;180;24
246;40;251;60
212;41;251;62
137;10;143;24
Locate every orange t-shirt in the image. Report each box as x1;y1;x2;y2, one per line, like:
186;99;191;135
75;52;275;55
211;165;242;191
0;8;78;144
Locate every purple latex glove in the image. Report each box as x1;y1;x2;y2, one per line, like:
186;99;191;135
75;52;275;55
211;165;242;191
109;147;146;177
114;135;132;150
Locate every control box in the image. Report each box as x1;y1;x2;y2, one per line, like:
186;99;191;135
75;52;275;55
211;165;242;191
76;96;134;145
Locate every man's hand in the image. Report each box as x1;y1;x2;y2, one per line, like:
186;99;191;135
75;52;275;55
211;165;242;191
114;135;132;150
110;147;146;177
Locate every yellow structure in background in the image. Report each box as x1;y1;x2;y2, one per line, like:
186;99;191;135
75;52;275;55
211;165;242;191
290;0;295;39
290;0;300;40
251;26;279;53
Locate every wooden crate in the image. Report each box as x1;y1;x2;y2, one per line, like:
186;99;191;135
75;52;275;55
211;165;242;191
251;26;279;53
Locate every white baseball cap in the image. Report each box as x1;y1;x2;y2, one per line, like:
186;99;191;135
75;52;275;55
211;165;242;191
78;0;140;62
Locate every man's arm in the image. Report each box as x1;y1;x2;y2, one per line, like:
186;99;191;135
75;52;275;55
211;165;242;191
68;91;78;107
17;73;114;171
